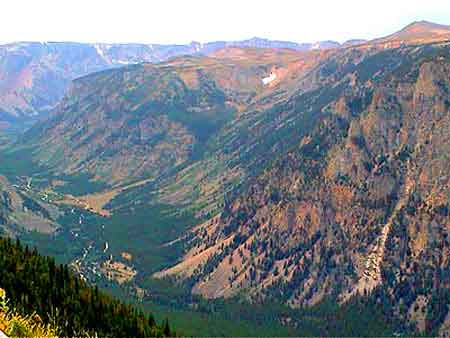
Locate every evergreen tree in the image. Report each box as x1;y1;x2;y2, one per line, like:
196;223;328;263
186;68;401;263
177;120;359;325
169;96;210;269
0;236;174;337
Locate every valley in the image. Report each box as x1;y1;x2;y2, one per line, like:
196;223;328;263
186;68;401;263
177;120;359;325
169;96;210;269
0;20;449;337
55;177;154;216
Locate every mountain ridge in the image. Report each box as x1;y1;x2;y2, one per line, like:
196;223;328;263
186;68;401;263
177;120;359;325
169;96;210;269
3;19;446;127
0;37;342;126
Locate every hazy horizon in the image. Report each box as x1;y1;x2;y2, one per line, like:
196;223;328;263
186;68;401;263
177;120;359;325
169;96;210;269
1;0;449;45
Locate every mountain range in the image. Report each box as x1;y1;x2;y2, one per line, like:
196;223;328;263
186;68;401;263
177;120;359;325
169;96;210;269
0;20;449;337
0;36;361;128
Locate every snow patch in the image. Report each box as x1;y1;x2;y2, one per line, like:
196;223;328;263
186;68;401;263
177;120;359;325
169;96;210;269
94;44;108;61
115;59;133;65
5;42;33;52
195;42;203;52
5;45;20;52
262;72;277;85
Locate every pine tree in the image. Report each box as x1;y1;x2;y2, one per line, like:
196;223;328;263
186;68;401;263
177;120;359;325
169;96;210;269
0;236;173;337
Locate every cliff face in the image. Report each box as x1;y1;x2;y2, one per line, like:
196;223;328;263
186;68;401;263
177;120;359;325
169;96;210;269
158;44;449;333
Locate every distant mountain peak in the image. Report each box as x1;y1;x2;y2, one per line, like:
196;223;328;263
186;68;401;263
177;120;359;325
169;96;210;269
247;37;268;42
392;20;450;37
366;20;450;47
403;20;449;30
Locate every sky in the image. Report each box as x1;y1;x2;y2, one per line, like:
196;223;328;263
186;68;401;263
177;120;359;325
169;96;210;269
2;0;449;44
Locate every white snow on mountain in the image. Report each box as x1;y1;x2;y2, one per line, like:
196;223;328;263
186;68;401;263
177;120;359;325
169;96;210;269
262;72;277;85
94;44;109;62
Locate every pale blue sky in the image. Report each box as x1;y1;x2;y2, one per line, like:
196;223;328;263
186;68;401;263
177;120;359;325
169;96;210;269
2;0;449;44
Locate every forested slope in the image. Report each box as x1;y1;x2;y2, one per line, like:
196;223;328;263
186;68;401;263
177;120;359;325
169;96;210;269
0;236;172;337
